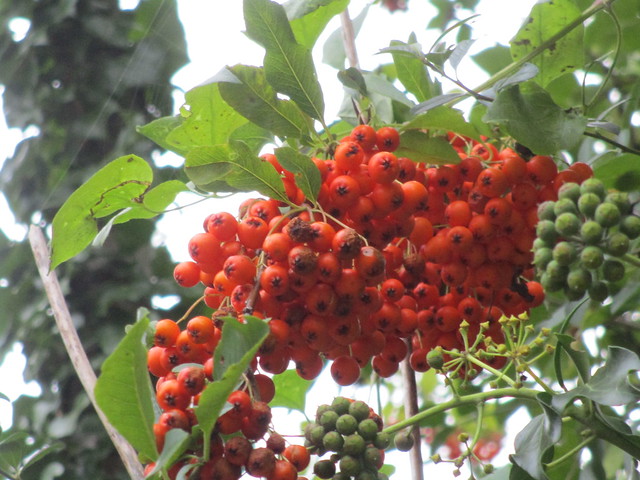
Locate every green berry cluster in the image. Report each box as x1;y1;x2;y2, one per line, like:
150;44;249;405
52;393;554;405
306;397;391;480
533;179;639;301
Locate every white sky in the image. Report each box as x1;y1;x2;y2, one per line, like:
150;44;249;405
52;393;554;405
0;0;537;476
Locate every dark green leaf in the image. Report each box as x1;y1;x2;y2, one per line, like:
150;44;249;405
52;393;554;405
554;333;591;385
402;106;480;140
395;130;460;165
510;408;558;480
389;40;438;103
196;316;269;437
244;0;325;121
592;153;640;192
0;431;28;477
219;65;311;139
137;115;187;157
94;316;158;461
271;369;314;412
274;146;321;203
287;0;349;50
185;144;289;202
337;68;368;96
323;5;369;69
484;84;587;154
510;0;584;87
51;155;152;269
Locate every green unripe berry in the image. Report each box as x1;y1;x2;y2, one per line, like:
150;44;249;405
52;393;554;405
336;414;359;435
348;400;371;422
557;182;581;203
533;247;553;270
394;431;414;452
546;260;569;281
580;220;604;244
605;192;631;214
606;232;630;257
555;212;581;237
323;431;344;452
537;220;559;244
358;419;380;441
316;404;333;422
339;455;362;476
373;431;391;450
564;286;586;301
343;434;367;456
620;215;640;239
321;410;340;431
332;473;351;480
588;281;609;302
363;446;382;469
552;241;577;266
314;459;336;479
306;423;326;446
426;348;444;370
602;259;625;282
566;268;592;293
540;272;564;292
553;198;578;216
580;178;606;199
580;246;604;270
355;471;378;480
577;193;601;218
537;200;557;221
595;202;621;228
332;397;352;416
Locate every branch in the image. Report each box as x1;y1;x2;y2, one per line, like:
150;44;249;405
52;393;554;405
340;8;359;69
28;225;145;480
401;342;424;480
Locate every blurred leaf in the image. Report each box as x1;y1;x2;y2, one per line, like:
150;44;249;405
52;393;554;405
510;0;584;87
449;39;475;71
389;40;439;103
323;4;369;69
0;431;28;477
147;429;193;477
473;44;512;75
196;316;269;437
244;0;325;121
137;115;187;157
286;0;349;50
410;93;467;115
363;73;414;107
337;68;368;96
271;369;313;412
592;153;640;192
484;84;587;154
395;130;460;165
94;315;157;461
274;146;322;203
402;106;480;140
554;333;591;386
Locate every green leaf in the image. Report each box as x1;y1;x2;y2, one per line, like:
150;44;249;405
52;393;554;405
510;406;559;480
592;153;640;192
403;106;480;140
395;130;461;165
185;144;289;202
94;315;158;461
337;68;368;96
270;369;313;412
196;316;269;437
286;0;349;50
229;122;274;155
219;65;311;140
473;44;513;75
115;180;188;224
363;72;414;107
484;84;587;154
274;146;321;203
389;40;438;103
165;83;248;153
244;0;325;121
0;432;28;477
137;115;187;157
147;429;193;477
323;4;369;69
554;333;591;385
51;155;152;269
510;0;584;87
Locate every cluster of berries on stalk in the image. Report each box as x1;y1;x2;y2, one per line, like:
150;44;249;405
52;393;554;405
533;177;639;301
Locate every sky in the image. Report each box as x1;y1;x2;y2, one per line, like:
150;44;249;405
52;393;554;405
0;0;537;477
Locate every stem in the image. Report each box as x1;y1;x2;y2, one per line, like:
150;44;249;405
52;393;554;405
583;131;640;156
544;434;596;470
28;226;145;480
382;387;539;435
177;295;205;324
464;355;518;388
401;342;424;480
570;409;640;460
522;365;555;395
340;8;359;69
621;253;640;269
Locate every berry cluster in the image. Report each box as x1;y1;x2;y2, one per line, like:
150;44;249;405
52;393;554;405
533;178;639;301
306;397;390;480
171;125;561;386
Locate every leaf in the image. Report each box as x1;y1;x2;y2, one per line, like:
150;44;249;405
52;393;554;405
337;68;368;96
363;72;414;107
448;39;475;71
271;369;313;412
510;408;559;480
554;333;591;386
136;115;187;156
491;63;540;93
218;65;311;140
165;83;247;153
115;180;188;224
389;40;439;103
147;429;193;477
473;44;513;75
94;315;158;461
229;122;274;155
274;146;321;203
51;155;152;269
195;316;269;437
323;4;369;69
244;0;325;121
394;130;461;165
286;0;349;50
483;84;587;154
552;346;640;412
510;0;584;87
0;432;28;477
185;144;289;202
592;152;640;192
410;93;467;115
402;106;480;140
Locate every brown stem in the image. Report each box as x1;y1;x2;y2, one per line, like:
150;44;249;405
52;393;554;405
28;226;145;480
401;341;424;480
340;8;359;69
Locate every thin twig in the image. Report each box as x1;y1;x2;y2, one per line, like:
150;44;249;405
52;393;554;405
28;225;144;480
340;8;359;69
401;341;424;480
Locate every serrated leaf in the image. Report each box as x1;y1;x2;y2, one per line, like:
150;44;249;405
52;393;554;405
51;155;152;269
244;0;325;121
219;65;311;140
510;0;584;87
395;130;460;165
323;4;369;69
402;106;480;140
389;40;438;103
410;93;466;115
94;316;158;461
483;84;587;154
165;83;247;154
274;146;321;203
137;115;187;156
196;316;269;437
270;369;313;412
286;0;349;50
592;153;640;192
